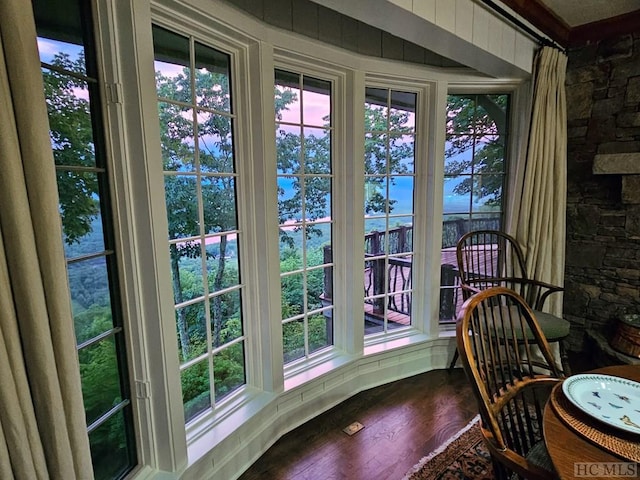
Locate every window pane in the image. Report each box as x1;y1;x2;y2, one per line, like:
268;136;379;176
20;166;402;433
279;228;303;267
389;134;414;174
302;76;330;124
306;268;325;311
305;227;331;267
43;73;95;167
158;102;195;172
364;176;387;216
57;170;100;246
475;94;507;134
275;69;301;123
164;175;199;239
63;214;105;259
198;111;234;173
89;411;132;480
176;302;207;362
169;241;204;302
153;26;191;101
474;136;504;173
446;95;474;134
304;127;330;174
389;90;416;130
206;237;240;292
443;176;471;214
202;176;238;233
181;361;211;422
364;221;386;251
79;336;121;425
283;319;305;363
276;124;301;174
388;217;413;252
194;42;231;112
364;133;387;175
278;176;303;221
444;140;473;175
69;257;112;344
365;87;388;123
210;289;243;347
472;175;503;212
37;37;85;73
214;342;245;401
281;271;304;318
304;177;331;220
318;265;333;308
308;312;331;354
388;176;413;216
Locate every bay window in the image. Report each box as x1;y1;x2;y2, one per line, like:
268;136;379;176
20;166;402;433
27;0;521;476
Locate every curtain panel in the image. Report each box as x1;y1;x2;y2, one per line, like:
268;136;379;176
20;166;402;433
0;0;93;478
515;46;568;317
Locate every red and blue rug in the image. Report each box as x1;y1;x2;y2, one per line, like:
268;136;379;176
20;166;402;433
402;416;494;480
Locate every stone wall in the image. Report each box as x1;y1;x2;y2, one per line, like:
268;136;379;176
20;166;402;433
564;33;640;351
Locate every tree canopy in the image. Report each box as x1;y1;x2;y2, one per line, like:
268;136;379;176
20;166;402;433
444;94;508;207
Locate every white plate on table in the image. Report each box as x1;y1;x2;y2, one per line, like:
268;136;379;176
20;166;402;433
562;374;640;435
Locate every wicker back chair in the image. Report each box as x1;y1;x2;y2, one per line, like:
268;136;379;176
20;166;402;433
456;286;563;480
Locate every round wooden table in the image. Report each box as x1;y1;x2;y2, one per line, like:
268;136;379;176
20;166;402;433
543;365;640;480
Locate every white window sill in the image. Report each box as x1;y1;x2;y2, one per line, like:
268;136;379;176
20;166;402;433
185;386;276;466
363;327;433;356
283;349;357;391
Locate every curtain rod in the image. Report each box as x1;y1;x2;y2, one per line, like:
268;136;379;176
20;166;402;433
479;0;566;53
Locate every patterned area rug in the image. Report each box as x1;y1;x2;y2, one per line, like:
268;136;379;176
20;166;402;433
402;415;495;480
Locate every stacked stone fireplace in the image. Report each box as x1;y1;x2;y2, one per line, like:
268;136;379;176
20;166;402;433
564;32;640;363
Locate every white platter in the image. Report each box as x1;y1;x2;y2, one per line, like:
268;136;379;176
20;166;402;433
562;374;640;435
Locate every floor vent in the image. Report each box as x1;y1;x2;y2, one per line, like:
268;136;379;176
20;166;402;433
342;421;364;436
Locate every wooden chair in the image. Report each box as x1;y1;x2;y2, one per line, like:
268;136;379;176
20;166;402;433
456;287;563;480
449;230;571;374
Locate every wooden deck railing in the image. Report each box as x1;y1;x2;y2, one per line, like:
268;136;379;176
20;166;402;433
323;216;501;322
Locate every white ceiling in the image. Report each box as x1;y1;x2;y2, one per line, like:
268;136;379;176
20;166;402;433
540;0;640;27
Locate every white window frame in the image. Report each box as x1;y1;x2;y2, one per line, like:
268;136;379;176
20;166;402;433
272;54;351;382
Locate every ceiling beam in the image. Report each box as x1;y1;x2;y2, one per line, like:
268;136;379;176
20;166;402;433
496;0;570;46
569;10;640;46
495;0;640;48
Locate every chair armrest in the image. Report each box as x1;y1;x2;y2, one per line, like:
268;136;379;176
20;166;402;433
462;277;563;311
514;278;563;310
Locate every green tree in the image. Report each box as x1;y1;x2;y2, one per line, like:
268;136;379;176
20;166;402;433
363;102;414;215
444;94;508;207
156;66;238;358
42;52;99;244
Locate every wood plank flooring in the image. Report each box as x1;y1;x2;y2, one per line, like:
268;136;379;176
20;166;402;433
238;369;478;480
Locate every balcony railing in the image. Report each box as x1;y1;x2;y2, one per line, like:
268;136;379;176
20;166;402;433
323;216;501;324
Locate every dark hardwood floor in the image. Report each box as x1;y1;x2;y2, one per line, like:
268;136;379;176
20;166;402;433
238;352;594;480
238;368;478;480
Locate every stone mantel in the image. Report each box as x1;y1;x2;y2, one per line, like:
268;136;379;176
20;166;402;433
593;153;640;204
593;153;640;174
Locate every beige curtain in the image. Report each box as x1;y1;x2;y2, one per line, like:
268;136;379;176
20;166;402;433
0;1;94;478
515;46;568;317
